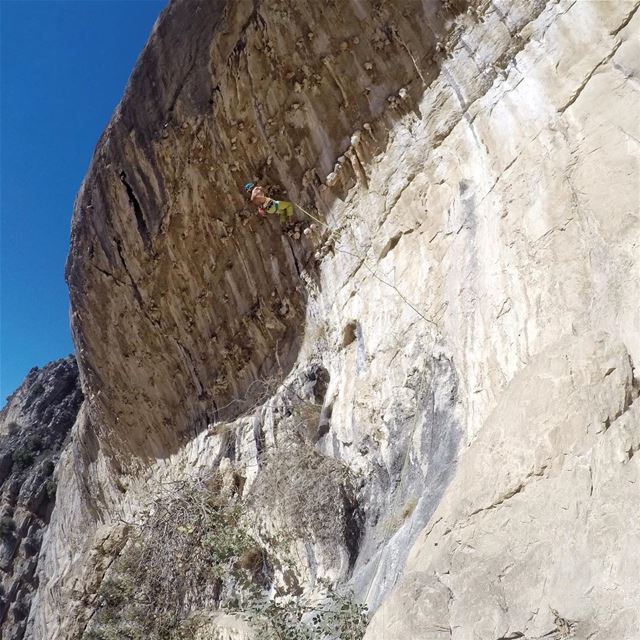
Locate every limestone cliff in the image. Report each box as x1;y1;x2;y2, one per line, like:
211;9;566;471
26;0;640;638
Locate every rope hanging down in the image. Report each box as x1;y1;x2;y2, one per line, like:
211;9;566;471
291;200;438;327
293;201;327;227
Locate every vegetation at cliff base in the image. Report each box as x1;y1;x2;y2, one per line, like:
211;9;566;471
81;475;367;640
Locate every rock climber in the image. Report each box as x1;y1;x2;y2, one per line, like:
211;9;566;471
244;182;294;223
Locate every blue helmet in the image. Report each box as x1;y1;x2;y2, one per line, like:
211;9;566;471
244;182;255;192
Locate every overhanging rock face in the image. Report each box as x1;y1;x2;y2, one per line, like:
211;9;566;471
65;0;466;463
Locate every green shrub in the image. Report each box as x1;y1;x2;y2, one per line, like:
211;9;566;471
82;473;368;640
240;590;368;640
82;479;258;640
12;447;34;469
6;421;20;435
96;576;133;610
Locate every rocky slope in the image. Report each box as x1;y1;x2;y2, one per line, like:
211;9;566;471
0;358;82;640
25;0;640;638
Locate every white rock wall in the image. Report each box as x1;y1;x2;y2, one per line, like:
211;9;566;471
324;0;640;637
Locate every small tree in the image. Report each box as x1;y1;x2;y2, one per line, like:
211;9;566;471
12;447;34;469
6;421;20;435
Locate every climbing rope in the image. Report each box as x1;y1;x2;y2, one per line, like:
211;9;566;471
293;201;327;228
291;200;438;328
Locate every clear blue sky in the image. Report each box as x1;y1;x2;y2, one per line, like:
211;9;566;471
1;0;165;400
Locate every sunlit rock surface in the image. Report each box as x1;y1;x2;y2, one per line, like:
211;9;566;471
25;0;640;638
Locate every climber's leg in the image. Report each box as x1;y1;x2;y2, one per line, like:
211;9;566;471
280;201;294;219
264;198;293;223
276;201;294;223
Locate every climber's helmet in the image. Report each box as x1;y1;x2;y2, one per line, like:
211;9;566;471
244;182;255;193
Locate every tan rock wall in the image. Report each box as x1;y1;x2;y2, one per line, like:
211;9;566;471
66;0;464;464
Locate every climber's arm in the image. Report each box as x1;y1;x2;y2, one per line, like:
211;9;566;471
251;186;267;206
